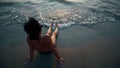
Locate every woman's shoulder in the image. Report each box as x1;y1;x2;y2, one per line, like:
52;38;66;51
41;35;50;39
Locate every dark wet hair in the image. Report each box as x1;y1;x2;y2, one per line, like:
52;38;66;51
24;17;42;40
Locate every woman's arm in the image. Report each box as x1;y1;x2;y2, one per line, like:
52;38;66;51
51;45;61;60
27;36;35;61
24;36;35;64
48;37;64;62
50;43;64;64
29;46;34;61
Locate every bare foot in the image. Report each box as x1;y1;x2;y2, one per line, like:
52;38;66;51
51;22;54;27
55;22;58;27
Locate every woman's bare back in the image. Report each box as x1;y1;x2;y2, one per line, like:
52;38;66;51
38;35;52;52
27;35;52;52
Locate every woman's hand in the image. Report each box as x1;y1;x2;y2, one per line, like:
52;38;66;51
59;57;64;64
57;57;65;68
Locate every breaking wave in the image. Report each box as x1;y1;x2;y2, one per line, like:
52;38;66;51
0;0;119;28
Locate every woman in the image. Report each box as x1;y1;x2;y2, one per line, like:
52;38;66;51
24;17;64;68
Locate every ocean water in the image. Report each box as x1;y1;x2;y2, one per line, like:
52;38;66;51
0;0;120;68
0;0;120;47
0;0;119;26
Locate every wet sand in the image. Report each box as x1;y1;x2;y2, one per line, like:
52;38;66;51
0;21;120;68
58;37;120;68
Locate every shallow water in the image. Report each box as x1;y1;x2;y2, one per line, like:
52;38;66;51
0;0;119;27
0;0;120;47
0;0;120;68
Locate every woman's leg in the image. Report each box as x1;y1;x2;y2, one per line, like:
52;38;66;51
46;22;53;36
51;23;58;47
